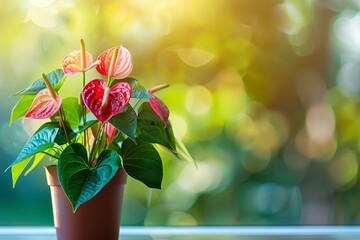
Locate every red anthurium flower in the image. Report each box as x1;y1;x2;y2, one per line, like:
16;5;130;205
148;90;170;127
96;46;133;79
82;79;132;123
25;89;62;119
62;50;99;74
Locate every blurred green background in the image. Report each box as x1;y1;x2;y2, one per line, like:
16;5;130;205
1;0;360;226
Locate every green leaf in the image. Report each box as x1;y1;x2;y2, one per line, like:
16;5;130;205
25;153;46;176
137;124;175;151
121;138;163;189
114;77;153;99
109;104;137;141
138;102;164;123
62;97;82;129
77;120;98;133
11;156;33;188
164;122;176;151
137;103;176;152
108;142;122;154
61;142;88;162
13;69;66;95
36;122;76;145
9;94;36;125
55;126;76;145
7;127;59;171
58;143;120;211
173;129;196;164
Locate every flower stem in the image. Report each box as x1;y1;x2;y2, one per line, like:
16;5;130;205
82;71;87;149
59;106;71;145
89;123;105;167
43;151;59;160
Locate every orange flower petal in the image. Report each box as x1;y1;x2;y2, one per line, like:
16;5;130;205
96;46;133;79
62;50;95;74
24;89;62;119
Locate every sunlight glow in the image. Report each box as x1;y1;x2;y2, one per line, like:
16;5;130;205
177;48;216;68
185;85;212;116
306;103;335;144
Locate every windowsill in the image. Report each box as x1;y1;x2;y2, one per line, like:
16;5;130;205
0;226;359;239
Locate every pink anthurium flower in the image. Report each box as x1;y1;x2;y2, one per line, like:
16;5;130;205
24;89;62;119
96;46;133;79
62;39;100;74
82;79;132;123
148;90;170;127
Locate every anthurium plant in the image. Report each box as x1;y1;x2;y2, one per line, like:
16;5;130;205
8;39;191;211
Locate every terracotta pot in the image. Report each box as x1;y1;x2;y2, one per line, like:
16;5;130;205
45;165;127;240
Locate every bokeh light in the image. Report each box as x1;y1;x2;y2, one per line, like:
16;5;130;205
2;0;360;226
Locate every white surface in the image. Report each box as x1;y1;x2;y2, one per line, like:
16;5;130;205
0;226;360;239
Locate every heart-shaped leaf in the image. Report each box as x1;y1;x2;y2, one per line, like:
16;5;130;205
148;91;170;127
96;46;133;79
121;138;163;189
82;79;132;123
24;89;62;119
58;143;121;211
109;104;137;141
13;69;66;95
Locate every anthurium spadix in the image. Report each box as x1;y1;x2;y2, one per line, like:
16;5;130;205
96;46;133;79
62;39;99;74
82;79;132;123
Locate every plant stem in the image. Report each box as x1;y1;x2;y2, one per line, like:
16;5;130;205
82;71;87;149
43;151;59;159
59;106;71;145
89;123;105;167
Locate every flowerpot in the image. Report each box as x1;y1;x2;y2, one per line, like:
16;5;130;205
45;165;127;240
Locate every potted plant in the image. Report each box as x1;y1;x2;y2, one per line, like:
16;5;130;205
7;39;192;240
